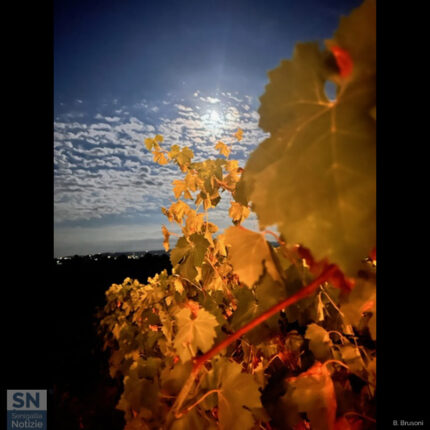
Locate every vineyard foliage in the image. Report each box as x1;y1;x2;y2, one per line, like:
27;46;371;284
99;1;376;429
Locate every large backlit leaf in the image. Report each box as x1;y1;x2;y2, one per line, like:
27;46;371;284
241;0;376;277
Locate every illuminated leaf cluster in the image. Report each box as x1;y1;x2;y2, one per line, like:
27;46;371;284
99;2;376;429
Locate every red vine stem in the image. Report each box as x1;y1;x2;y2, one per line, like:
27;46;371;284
193;263;337;371
261;229;285;246
165;264;338;427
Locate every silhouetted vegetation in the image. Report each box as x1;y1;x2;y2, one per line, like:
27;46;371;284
50;252;171;430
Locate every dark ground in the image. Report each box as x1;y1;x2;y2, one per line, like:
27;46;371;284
47;253;171;430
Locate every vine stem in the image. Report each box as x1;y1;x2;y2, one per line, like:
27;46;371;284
164;264;338;428
175;389;220;418
213;176;235;192
261;229;285;246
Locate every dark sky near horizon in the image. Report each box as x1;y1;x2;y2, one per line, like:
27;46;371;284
54;0;363;257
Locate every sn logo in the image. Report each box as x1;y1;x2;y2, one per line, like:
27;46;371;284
12;392;41;409
7;390;47;411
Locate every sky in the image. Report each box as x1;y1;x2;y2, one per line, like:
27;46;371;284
54;0;363;257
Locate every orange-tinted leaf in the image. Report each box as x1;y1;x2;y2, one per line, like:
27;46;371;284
215;141;230;157
285;362;337;430
162;225;170;252
234;128;243;141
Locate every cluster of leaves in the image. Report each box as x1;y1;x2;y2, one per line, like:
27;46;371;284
98;1;376;429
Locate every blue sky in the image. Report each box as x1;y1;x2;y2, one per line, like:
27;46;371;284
54;0;362;257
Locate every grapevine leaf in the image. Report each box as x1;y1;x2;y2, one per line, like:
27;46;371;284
129;357;162;380
160;361;193;396
202;358;262;430
224;226;280;287
169;238;189;265
283;362;337;430
228;201;250;224
215;141;231;157
184;210;205;235
159;309;174;343
174;307;218;363
173;277;184;294
117;373;160;413
200;293;228;339
161;225;170;252
282;263;318;325
170;145;194;171
144;137;154;150
152;150;169;165
169;200;192;224
337;343;366;377
255;272;286;330
305;323;333;361
230;287;259;330
154;134;164;143
225;160;239;173
233;176;248;206
230;286;271;344
172;179;188;199
170;233;209;279
241;0;376;276
234;128;243;141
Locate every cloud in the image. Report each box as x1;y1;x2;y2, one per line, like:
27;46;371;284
54;90;269;255
199;96;220;104
105;116;121;122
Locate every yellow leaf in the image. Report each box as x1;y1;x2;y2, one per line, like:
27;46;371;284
184;172;200;192
170;146;194;171
170;201;192;224
172;179;187;199
168;144;181;159
145;137;155;150
184;210;205;235
161;207;174;223
153;150;169;165
205;222;218;233
174;277;184;294
225;160;239;173
234;128;243;141
229;201;250;224
204;229;214;247
154;134;164;143
215;234;227;257
224;226;281;287
203;197;212;211
162;225;170;252
174;307;218;363
215;141;230;157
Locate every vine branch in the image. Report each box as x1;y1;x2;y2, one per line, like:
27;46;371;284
164;263;338;427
